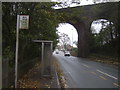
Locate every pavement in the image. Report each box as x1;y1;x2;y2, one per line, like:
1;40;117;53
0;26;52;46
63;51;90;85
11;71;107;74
17;61;61;88
53;51;119;88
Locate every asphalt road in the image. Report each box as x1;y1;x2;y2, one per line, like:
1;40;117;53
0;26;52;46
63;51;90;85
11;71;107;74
53;51;119;88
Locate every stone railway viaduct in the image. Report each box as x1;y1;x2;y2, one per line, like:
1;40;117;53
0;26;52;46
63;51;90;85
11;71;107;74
56;2;119;57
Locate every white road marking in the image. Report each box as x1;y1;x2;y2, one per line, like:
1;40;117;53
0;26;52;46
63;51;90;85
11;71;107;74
96;69;118;80
82;64;89;68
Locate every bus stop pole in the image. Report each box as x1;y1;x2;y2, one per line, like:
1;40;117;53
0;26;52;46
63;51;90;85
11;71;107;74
15;15;20;88
41;42;44;76
50;42;53;75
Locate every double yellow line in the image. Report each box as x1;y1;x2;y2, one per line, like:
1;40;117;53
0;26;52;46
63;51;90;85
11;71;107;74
90;72;107;80
99;76;107;80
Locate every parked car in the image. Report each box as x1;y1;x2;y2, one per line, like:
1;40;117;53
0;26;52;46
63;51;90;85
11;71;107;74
64;51;70;56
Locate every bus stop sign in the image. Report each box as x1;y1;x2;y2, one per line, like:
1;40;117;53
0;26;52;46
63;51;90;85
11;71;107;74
19;15;29;29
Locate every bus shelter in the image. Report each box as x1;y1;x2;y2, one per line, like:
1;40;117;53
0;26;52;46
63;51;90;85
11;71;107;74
33;40;53;77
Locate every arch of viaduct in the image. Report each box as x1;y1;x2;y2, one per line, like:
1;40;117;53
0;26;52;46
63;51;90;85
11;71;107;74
56;2;119;57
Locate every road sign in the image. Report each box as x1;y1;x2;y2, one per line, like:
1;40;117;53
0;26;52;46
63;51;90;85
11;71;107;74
19;15;29;29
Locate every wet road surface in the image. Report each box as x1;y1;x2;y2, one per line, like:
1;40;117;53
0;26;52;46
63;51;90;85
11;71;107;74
53;51;119;88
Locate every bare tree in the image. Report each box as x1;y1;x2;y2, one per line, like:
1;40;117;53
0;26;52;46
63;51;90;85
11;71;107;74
59;33;71;51
73;41;78;47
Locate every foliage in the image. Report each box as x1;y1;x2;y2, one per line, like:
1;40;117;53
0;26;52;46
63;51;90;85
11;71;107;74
90;20;119;56
2;2;59;66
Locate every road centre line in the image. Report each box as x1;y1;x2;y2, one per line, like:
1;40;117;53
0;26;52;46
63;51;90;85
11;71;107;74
96;69;118;80
99;76;107;80
82;64;89;68
90;72;97;75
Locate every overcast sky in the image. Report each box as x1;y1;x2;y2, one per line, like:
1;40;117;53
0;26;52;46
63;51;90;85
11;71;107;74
56;23;78;47
52;0;94;9
56;22;102;47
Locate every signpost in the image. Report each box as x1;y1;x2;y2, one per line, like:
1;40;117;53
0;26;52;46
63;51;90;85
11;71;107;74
15;15;29;88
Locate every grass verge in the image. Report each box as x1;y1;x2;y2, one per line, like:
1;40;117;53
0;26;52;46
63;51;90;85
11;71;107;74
87;53;120;66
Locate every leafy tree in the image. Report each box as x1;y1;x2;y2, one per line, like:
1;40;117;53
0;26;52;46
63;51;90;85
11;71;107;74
2;2;59;66
90;19;118;56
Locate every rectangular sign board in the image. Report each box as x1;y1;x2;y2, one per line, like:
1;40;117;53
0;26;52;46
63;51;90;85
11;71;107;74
19;15;29;29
